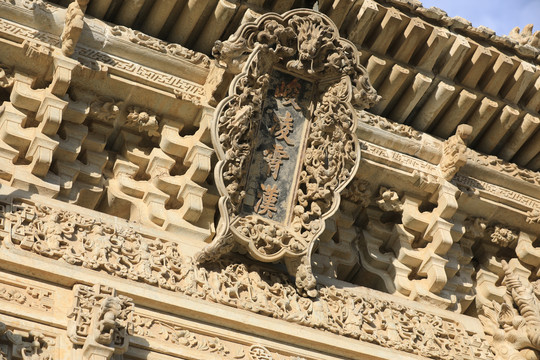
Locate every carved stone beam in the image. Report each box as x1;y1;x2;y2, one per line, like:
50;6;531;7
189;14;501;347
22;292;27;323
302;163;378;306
50;57;79;97
195;9;379;296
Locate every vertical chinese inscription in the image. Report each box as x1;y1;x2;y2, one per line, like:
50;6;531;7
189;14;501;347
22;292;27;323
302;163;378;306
242;71;312;223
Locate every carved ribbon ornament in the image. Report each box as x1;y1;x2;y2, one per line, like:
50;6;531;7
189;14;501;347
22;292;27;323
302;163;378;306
195;9;379;296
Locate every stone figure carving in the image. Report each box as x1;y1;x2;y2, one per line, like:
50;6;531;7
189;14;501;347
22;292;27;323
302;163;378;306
195;9;379;297
68;284;133;359
1;200;494;359
440;124;472;180
125;106;160;137
94;296;126;345
68;285;133;346
60;0;89;56
0;323;53;360
376;187;402;212
509;24;540;48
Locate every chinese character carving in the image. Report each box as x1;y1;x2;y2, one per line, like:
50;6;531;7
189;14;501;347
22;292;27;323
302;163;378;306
263;144;289;180
272;111;295;145
255;184;280;218
275;78;301;110
195;10;379;297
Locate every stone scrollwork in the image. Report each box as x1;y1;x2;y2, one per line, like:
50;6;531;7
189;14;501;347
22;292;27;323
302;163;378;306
0;200;491;360
195;9;379;296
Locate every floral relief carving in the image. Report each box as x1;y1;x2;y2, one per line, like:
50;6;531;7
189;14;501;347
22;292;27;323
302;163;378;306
470;151;540;186
0;199;492;360
341;178;371;208
479;261;540;360
488;225;519;248
0;282;53;312
132;313;246;358
195;9;379;297
358;110;422;140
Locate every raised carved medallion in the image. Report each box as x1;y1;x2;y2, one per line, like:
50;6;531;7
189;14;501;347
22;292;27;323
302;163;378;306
195;9;379;296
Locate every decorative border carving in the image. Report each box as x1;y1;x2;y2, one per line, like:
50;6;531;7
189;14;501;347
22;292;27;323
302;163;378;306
109;26;210;68
0;18;205;103
0;279;53;312
0;199;492;360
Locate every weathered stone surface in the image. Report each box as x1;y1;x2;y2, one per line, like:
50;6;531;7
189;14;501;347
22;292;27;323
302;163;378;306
1;1;540;360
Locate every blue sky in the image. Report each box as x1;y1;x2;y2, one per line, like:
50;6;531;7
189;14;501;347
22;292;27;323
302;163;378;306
420;0;540;36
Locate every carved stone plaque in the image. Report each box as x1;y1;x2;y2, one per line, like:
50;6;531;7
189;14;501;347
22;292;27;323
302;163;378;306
242;71;312;223
196;10;379;296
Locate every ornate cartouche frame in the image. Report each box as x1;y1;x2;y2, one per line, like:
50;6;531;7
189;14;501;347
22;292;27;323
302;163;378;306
195;9;379;296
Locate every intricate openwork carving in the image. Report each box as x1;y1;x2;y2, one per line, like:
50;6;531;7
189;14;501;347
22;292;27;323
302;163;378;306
479;261;540;360
0;323;54;360
0;199;491;360
196;9;379;296
68;284;133;356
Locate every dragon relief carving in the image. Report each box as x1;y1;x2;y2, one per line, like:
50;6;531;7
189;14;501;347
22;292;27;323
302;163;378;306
479;261;540;360
195;9;379;297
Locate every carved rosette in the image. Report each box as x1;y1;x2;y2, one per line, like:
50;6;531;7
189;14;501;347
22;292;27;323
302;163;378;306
196;10;379;296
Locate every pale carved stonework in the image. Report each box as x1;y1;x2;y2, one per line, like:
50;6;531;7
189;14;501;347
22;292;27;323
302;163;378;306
0;199;491;360
195;9;379;297
68;284;133;359
480;261;540;360
0;323;53;360
509;24;540;49
440;124;473;181
60;0;89;57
